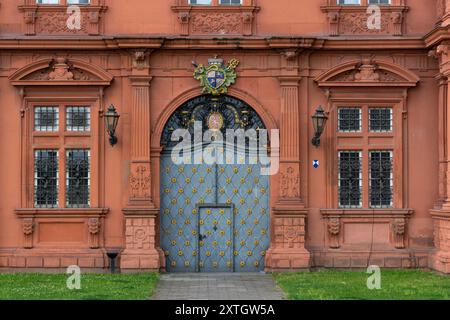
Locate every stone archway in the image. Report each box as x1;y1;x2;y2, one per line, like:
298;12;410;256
159;95;271;272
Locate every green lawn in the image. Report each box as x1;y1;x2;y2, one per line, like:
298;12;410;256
0;273;159;300
274;269;450;300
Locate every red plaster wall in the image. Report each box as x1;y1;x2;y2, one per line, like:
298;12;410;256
0;0;444;270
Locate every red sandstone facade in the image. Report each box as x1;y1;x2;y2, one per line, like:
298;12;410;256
0;0;450;273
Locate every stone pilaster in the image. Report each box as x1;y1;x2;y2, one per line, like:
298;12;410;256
266;50;310;271
121;50;162;271
436;74;448;209
429;43;450;273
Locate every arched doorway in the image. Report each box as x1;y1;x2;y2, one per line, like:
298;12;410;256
160;95;270;272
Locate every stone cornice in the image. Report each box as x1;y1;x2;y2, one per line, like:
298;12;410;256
0;36;427;51
425;26;450;48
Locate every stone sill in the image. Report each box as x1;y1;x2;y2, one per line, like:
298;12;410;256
171;5;260;13
321;5;409;13
321;208;413;219
18;5;108;13
15;208;109;218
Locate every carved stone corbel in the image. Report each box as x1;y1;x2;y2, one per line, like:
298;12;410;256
242;12;254;36
178;12;190;36
23;9;37;36
392;218;406;249
391;11;404;36
22;218;34;249
132;50;150;71
327;217;341;249
88;11;101;35
88;218;100;249
327;11;340;36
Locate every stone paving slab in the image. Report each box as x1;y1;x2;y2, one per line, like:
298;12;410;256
151;273;285;300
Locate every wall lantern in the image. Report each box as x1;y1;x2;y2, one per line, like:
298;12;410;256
311;106;328;147
104;104;120;146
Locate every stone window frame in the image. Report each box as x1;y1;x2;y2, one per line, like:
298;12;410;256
171;0;260;36
315;58;419;251
9;57;113;250
331;102;400;209
321;0;408;36
29;101;95;209
19;0;107;36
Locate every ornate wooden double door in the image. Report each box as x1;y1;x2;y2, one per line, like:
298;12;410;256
159;95;270;272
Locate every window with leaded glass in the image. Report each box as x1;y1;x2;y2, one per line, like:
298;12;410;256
66;150;90;208
370;151;393;208
338;151;362;208
66;106;91;132
34;150;59;208
338;108;361;132
34;106;59;132
369;108;392;132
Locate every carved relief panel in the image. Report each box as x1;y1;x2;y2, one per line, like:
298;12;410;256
18;0;107;36
321;0;408;36
171;0;259;36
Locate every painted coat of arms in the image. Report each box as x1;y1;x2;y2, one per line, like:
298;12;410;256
193;57;240;96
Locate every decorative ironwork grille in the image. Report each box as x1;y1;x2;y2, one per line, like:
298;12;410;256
161;95;265;148
338;108;361;132
370;151;393;208
369;108;392;132
338;151;362;208
34;150;58;208
66;149;90;208
34;106;59;132
66;106;91;132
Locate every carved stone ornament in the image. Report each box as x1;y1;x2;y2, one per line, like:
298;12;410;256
315;58;420;88
88;218;100;235
19;2;107;36
354;59;380;82
280;167;300;199
132;50;149;70
129;165;151;199
327;218;341;249
22;218;34;236
193;57;240;96
88;217;100;249
22;218;34;249
392;218;407;249
48;57;74;81
172;2;259;36
321;1;408;36
273;217;306;250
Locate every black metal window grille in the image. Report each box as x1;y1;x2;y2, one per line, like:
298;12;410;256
369;108;392;132
66;150;90;208
370;151;393;208
66;106;91;132
34;106;59;132
338;151;362;208
34;150;58;208
338;108;361;132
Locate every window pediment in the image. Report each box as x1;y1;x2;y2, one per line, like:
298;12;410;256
9;57;113;86
315;59;419;87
